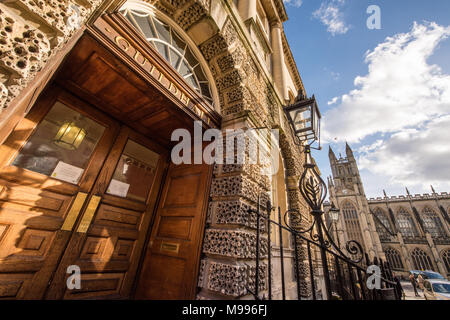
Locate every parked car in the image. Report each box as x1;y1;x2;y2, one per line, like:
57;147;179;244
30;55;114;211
423;280;450;300
409;270;446;280
422;271;446;280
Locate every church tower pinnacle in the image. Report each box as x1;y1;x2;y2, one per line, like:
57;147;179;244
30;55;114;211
326;143;384;260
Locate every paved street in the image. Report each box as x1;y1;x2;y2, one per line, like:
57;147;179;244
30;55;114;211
400;281;426;301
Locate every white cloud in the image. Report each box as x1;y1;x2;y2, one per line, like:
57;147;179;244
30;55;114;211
357;140;383;154
323;22;450;192
323;22;450;143
358;115;450;189
284;0;303;8
327;96;339;105
313;0;349;36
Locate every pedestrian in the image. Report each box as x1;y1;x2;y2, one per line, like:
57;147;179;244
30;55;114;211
393;273;404;300
417;273;424;290
409;273;420;297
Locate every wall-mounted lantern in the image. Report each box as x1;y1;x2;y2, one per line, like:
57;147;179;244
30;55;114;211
283;94;321;147
54;121;87;150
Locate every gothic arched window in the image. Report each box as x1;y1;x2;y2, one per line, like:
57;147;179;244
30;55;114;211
342;202;364;247
373;208;393;241
120;3;216;107
422;207;446;238
411;248;434;271
385;247;404;270
397;208;418;238
442;250;450;273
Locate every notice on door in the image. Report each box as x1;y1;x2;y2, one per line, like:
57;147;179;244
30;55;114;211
107;179;130;198
51;161;84;184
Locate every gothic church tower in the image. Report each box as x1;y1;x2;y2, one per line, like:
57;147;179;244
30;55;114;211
327;143;385;260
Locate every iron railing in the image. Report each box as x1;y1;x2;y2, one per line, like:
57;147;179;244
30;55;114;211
248;201;400;301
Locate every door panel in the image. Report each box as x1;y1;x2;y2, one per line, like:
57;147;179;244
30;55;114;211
0;86;120;299
135;162;212;300
45;127;168;299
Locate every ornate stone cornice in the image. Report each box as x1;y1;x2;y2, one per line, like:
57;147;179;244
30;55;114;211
273;0;288;22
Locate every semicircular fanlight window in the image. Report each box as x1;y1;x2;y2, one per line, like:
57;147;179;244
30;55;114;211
121;8;214;106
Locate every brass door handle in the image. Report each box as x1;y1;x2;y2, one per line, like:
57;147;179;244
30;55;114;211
61;192;88;231
76;195;101;233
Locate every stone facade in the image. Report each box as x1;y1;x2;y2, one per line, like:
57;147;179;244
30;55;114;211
0;0;315;299
325;144;450;279
0;0;103;111
366;192;450;278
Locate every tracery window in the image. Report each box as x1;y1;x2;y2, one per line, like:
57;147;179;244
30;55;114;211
120;6;215;106
373;208;393;241
342;202;364;247
397;208;418;238
411;248;434;271
422;207;446;238
385;247;404;270
442;250;450;273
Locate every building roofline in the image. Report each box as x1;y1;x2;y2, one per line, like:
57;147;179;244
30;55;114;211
281;31;305;95
368;192;450;203
273;0;288;22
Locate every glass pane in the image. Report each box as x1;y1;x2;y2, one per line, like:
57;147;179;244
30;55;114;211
169;48;182;69
185;75;199;90
172;32;186;54
291;109;310;131
155;42;169;60
153;18;171;44
106;140;159;203
194;65;207;82
200;83;212;99
184;47;198;68
178;60;191;77
128;12;156;39
12;101;106;184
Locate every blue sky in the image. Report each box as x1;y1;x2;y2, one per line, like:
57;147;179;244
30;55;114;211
283;0;450;198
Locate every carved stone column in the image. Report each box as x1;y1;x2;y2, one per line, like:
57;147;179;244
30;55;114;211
270;21;288;102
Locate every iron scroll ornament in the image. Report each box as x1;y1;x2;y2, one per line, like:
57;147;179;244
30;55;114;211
282;208;365;264
298;146;327;216
295;145;365;263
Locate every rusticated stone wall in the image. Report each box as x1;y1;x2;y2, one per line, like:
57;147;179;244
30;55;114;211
0;0;103;111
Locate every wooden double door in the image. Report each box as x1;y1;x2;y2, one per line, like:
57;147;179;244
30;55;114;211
0;87;211;299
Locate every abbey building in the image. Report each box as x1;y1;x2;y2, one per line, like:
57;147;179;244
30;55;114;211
325;144;450;278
